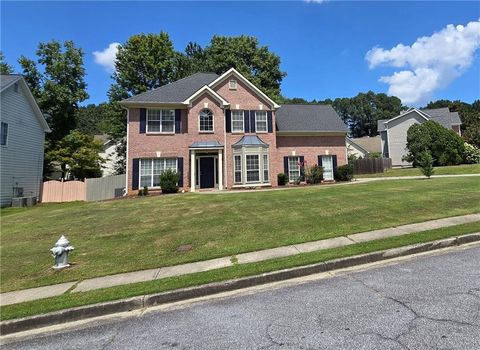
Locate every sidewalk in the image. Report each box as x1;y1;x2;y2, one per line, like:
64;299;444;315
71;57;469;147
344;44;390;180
1;213;479;306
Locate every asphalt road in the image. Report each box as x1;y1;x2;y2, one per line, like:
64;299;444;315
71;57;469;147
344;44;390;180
3;245;480;350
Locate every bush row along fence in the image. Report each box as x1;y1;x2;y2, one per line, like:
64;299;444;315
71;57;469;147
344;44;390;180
41;174;126;203
353;157;392;174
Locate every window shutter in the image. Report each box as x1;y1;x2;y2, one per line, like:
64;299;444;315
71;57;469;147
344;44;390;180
318;155;323;166
250;110;256;132
244;110;250;133
283;157;289;175
332;155;338;179
177;157;184;187
139;109;146;134
267;111;273;133
299;156;305;179
132;159;140;190
175;109;181;134
225;110;231;133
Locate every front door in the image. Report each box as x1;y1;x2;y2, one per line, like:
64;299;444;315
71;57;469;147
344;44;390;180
322;155;334;180
199;157;215;188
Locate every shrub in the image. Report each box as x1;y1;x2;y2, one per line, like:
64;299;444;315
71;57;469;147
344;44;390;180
464;142;480;164
305;165;323;184
335;164;354;181
277;173;287;186
368;151;382;159
143;186;149;196
417;151;434;178
137;189;144;196
160;169;180;194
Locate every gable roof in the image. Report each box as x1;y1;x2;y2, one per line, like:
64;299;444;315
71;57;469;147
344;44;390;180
378;107;461;132
120;73;219;104
275;104;348;133
1;74;51;132
183;85;229;107
348;136;381;153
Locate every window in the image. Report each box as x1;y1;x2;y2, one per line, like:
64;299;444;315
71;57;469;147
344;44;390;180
13;83;18;93
0;122;8;146
229;79;237;90
255;111;267;132
246;155;260;182
140;158;178;188
231;110;244;133
263;154;269;183
199;109;213;132
234;155;242;184
147;109;174;133
288;156;300;182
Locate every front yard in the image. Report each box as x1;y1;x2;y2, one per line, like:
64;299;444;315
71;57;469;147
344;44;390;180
1;177;480;293
357;163;480;178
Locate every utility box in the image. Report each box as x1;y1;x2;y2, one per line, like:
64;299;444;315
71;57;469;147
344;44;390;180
11;197;26;207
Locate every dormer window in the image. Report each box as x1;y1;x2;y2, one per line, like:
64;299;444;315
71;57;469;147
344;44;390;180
229;79;237;90
199;108;214;132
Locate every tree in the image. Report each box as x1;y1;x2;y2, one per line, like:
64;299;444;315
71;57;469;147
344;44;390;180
404;121;465;167
75;103;111;135
417;151;434;178
46;131;104;179
0;51;14;74
19;40;88;142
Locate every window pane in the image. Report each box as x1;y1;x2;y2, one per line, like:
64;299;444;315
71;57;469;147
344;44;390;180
199;109;213;132
165;158;177;171
147;120;161;132
232;111;244;132
234;155;242;183
263;154;269;182
140;159;152;176
288;157;300;182
255;111;267;132
246;155;260;182
161;112;175;133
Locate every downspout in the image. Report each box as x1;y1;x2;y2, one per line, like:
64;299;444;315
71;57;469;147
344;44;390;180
121;105;129;195
223;107;228;190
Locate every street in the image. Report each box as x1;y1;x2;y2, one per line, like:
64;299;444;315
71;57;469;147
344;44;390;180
3;245;480;350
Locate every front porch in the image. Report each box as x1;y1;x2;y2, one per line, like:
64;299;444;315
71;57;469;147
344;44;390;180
189;141;224;192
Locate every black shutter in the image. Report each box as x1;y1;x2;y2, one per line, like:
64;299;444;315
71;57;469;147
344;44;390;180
318;155;323;166
132;159;140;190
250;110;256;132
332;155;338;179
177;157;184;187
299;156;305;179
267;111;273;133
175;109;181;134
244;110;250;133
225;110;231;133
283;157;289;175
139;109;146;133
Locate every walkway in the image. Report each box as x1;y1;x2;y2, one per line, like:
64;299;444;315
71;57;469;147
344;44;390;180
1;213;479;306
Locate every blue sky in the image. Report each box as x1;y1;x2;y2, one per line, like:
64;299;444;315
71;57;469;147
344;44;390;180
1;1;479;106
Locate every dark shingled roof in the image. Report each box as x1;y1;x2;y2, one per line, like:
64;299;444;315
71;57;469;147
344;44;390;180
275;104;348;133
0;74;22;91
232;135;269;148
378;107;461;132
122;73;219;103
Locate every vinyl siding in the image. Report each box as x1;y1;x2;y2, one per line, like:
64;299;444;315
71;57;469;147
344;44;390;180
380;131;388;158
0;83;46;207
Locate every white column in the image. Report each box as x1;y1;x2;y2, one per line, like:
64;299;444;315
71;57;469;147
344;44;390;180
190;150;196;192
218;149;224;190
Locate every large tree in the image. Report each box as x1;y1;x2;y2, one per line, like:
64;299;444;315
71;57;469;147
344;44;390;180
75;103;111;135
19;40;88;142
0;51;14;74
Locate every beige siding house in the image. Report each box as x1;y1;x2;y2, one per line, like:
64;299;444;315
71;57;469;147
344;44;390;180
0;75;50;207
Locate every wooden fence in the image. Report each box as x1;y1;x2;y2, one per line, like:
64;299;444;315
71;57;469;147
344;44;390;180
41;180;86;203
353;157;392;174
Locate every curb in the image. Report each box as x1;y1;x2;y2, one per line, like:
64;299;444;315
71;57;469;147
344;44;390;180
2;233;479;335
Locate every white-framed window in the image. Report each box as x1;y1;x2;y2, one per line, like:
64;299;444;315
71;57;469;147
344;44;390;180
231;110;244;133
246;154;260;182
0;122;8;146
199;108;214;132
288;156;301;182
234;155;242;184
263;154;269;183
140;158;178;188
255;111;267;132
147;109;175;133
229;79;237;90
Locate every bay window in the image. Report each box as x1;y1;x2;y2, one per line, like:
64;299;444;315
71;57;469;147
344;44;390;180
246;155;260;182
234;155;242;184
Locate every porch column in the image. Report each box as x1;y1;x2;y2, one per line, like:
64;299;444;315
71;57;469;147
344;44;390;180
190;150;196;192
218;149;224;190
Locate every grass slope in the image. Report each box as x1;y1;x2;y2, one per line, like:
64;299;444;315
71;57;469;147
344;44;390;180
357;164;480;178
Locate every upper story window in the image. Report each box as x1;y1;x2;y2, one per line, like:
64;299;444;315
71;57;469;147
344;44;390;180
229;79;237;90
147;109;174;133
1;122;8;146
255;111;267;132
231;110;244;133
199;109;214;132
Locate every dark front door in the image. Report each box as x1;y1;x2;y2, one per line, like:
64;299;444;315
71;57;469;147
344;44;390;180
199;157;215;188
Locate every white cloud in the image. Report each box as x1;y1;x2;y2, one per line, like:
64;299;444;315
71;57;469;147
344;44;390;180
366;20;480;104
93;42;121;72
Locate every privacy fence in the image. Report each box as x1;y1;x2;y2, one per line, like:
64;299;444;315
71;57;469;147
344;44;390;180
41;174;126;203
353;158;392;174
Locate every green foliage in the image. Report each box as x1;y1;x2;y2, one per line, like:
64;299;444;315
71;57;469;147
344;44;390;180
0;51;14;74
75;103;111;135
417;152;434;178
404;121;465;166
335;164;354;181
368;151;382;159
159;169;180;194
464;143;480;164
277;173;287;186
305;165;323;184
143;186;149;196
45;130;104;179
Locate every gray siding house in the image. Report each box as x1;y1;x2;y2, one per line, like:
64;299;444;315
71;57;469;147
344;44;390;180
0;75;50;207
378;107;462;166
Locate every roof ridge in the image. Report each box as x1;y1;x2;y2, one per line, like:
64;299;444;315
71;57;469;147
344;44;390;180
132;72;218;96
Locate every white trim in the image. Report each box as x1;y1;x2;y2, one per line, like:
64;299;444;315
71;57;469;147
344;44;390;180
384;108;429;125
198;108;214;133
196;155;219;189
208;68;280;109
182;85;229;107
231;110;245;133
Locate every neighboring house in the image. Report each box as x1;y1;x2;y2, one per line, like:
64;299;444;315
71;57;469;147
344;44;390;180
347;136;382;159
378;107;462;166
94;134;120;177
120;68;348;193
0;75;51;207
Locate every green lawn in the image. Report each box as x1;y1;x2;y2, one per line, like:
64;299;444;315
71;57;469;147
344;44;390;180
357;164;480;178
1;177;480;293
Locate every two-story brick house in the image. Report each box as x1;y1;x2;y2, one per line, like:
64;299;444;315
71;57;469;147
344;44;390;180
120;68;348;193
